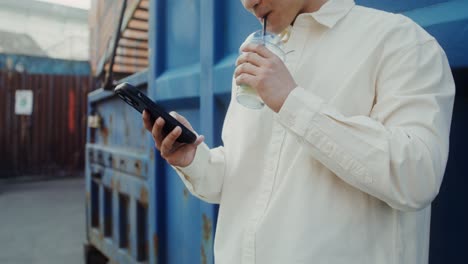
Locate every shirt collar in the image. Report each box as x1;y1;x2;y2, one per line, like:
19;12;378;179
306;0;355;28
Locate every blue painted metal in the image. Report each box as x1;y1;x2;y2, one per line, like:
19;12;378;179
85;0;468;263
0;54;90;75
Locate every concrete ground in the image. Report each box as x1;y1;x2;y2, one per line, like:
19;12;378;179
0;177;86;264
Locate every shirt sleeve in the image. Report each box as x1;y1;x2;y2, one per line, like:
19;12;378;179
171;79;239;204
173;144;226;204
277;39;455;211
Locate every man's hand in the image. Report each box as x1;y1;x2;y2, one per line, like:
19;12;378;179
234;43;297;112
142;110;204;167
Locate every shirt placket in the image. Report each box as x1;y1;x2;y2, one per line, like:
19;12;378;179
241;25;308;264
242;119;286;264
284;25;309;74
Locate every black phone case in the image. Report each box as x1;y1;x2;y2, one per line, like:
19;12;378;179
114;83;197;144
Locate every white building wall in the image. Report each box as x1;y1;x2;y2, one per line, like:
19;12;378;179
0;0;89;60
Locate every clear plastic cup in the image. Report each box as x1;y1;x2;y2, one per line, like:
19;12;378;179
236;30;286;109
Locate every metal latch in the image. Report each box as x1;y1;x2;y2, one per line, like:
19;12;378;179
88;113;102;129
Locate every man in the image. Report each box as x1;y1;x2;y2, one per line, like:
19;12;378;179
143;0;455;263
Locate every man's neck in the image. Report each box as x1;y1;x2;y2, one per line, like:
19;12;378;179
291;0;329;26
301;0;329;13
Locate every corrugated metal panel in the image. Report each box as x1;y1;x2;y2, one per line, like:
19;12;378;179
0;71;92;177
89;0;149;76
85;70;152;263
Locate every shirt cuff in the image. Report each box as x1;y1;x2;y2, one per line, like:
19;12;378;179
278;86;324;137
173;142;211;190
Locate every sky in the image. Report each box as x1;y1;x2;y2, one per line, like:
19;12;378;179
35;0;90;10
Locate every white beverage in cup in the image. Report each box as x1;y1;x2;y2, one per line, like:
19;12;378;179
237;30;286;109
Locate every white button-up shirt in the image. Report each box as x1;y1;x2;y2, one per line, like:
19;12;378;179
175;0;455;263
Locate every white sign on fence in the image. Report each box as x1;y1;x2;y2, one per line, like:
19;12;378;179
15;90;34;115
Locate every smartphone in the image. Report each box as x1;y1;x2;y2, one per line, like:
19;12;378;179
114;82;197;144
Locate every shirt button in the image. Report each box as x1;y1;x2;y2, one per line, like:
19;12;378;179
322;142;334;155
289;116;296;126
266;164;275;172
295;136;304;144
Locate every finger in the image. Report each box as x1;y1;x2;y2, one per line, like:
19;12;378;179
142;110;153;131
235;52;266;67
235;73;256;87
151;117;165;149
194;135;205;146
234;63;260;79
241;43;274;59
169;111;196;132
160;126;182;158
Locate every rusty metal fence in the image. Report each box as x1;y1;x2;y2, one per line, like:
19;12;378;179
0;71;92;178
